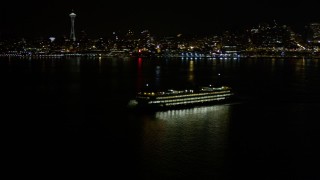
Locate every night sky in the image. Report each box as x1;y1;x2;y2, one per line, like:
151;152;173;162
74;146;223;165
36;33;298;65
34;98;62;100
1;0;319;39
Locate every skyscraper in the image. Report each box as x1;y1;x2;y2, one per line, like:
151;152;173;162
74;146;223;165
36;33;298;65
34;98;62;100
310;23;320;42
69;12;76;42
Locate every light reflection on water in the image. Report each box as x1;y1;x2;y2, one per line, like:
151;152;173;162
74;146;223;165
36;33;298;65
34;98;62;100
155;104;230;121
140;105;232;178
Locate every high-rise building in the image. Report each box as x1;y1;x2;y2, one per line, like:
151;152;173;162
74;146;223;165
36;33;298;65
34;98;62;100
310;23;320;41
69;12;77;42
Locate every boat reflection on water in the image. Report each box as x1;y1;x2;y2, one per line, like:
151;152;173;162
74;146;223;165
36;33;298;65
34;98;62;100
155;104;232;121
140;104;233;179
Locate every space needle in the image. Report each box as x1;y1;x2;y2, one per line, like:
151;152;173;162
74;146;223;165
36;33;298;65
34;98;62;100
69;11;76;42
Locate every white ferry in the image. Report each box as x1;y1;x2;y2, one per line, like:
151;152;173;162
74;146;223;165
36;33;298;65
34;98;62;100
128;85;234;110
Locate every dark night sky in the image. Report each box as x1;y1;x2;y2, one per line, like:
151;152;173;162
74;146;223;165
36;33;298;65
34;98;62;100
1;0;319;39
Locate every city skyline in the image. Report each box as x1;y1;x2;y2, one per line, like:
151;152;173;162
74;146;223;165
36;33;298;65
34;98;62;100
1;0;319;39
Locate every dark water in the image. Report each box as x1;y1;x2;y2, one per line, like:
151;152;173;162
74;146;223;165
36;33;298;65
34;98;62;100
1;56;319;179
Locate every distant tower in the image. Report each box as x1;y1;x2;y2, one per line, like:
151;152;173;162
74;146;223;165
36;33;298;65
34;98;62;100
69;11;76;41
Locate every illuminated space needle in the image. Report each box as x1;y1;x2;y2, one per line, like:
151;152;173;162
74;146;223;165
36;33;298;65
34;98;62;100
69;11;76;41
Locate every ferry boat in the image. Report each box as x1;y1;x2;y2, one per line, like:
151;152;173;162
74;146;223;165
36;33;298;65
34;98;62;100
128;85;234;110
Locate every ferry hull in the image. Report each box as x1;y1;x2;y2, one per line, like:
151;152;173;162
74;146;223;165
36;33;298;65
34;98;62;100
132;96;234;111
